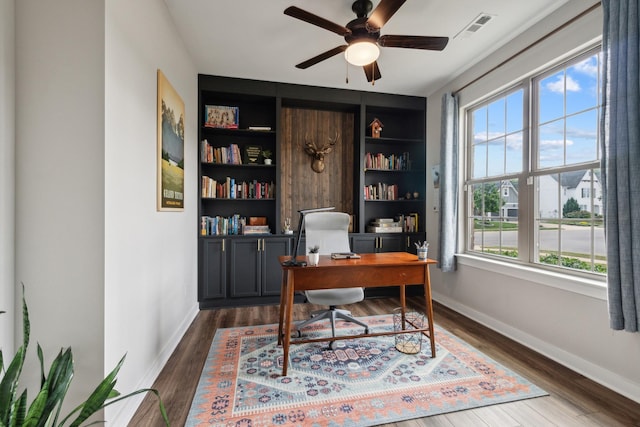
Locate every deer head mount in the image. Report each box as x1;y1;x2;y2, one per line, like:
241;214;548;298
302;132;339;173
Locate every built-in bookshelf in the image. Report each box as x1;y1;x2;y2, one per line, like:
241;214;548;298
198;77;278;237
198;75;427;308
361;102;426;234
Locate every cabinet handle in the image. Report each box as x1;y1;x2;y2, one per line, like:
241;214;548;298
261;239;265;252
407;236;410;248
257;239;261;251
222;240;225;252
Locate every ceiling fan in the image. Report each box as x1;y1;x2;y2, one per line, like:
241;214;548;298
284;0;449;83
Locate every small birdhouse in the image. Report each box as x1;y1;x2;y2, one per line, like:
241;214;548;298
370;118;383;138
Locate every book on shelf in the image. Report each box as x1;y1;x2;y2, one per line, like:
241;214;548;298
330;252;361;259
200;140;244;164
364;183;398;200
201;214;245;236
367;225;403;233
242;225;271;235
364;152;410;170
395;213;419;232
202;177;274;199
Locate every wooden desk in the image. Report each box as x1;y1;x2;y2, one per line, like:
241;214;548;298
277;252;437;376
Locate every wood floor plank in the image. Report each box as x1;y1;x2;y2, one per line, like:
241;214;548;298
127;297;640;426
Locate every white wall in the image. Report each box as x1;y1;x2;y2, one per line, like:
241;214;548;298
104;0;198;423
426;1;640;403
15;0;106;412
13;0;197;424
0;0;15;357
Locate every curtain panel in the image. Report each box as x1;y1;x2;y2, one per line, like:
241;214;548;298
438;92;459;272
601;0;640;332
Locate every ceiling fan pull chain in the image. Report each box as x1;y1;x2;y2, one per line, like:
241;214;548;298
346;58;350;84
371;63;375;86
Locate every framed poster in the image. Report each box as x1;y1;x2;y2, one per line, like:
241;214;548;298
157;70;185;211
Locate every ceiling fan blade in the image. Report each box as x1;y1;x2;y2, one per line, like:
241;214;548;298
363;61;382;82
284;6;351;36
295;45;348;69
366;0;406;31
378;35;449;51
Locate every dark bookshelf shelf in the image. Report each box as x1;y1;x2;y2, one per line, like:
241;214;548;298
365;136;423;144
201;162;275;168
201;127;275;136
201;197;275;201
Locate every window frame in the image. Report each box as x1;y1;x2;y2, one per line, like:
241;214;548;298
462;45;604;280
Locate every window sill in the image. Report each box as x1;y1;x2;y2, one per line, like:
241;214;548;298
456;253;607;300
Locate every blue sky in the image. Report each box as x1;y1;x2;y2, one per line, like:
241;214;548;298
472;52;601;178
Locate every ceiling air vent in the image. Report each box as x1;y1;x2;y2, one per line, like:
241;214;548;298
454;13;495;40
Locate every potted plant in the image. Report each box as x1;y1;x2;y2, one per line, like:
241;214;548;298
308;245;320;266
0;286;169;426
262;149;273;165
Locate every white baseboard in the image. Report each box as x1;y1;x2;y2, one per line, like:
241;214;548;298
108;303;200;425
432;291;640;405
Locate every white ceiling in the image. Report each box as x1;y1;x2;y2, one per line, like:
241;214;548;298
163;0;570;96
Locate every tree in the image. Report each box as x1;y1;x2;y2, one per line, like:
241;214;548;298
473;183;502;216
563;197;580;217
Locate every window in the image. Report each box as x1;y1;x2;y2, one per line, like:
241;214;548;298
465;47;606;275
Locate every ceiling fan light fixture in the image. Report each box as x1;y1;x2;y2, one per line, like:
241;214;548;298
345;41;380;66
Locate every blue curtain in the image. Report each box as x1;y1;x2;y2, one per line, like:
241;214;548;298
601;0;640;332
438;92;459;272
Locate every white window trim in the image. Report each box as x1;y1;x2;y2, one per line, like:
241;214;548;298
456;253;607;300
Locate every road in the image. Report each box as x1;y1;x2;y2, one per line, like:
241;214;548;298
475;224;606;257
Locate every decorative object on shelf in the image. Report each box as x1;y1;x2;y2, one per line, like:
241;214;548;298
405;192;412;200
415;240;429;261
302;132;339;173
370;117;383;138
204;105;239;129
157;70;185;212
413;191;419;199
283;217;293;234
244;145;262;164
308;245;320;266
261;149;273;165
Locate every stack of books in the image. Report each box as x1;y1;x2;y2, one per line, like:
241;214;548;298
242;225;271;235
367;218;403;233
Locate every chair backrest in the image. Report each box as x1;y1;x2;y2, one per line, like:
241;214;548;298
304;212;351;255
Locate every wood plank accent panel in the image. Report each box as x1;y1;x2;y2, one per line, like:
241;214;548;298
280;107;354;228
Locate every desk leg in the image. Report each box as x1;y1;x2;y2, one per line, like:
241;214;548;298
281;270;295;376
277;270;287;346
423;264;436;358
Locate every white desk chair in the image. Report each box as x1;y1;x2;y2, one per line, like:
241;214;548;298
296;212;369;345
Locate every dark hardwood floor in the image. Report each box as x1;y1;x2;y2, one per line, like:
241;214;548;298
129;297;640;426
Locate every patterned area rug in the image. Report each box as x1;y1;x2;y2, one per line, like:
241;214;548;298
186;315;546;426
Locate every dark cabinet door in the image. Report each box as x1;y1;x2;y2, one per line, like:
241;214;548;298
351;234;378;254
199;238;227;301
262;237;291;296
351;234;406;253
377;235;405;252
229;239;261;297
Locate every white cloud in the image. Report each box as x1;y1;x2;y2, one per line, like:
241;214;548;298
546;75;581;93
540;138;573;148
572;57;598;77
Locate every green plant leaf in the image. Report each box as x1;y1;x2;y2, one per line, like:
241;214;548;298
37;348;74;427
61;355;125;427
23;386;48;427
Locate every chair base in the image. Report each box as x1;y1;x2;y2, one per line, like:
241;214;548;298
296;306;369;339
